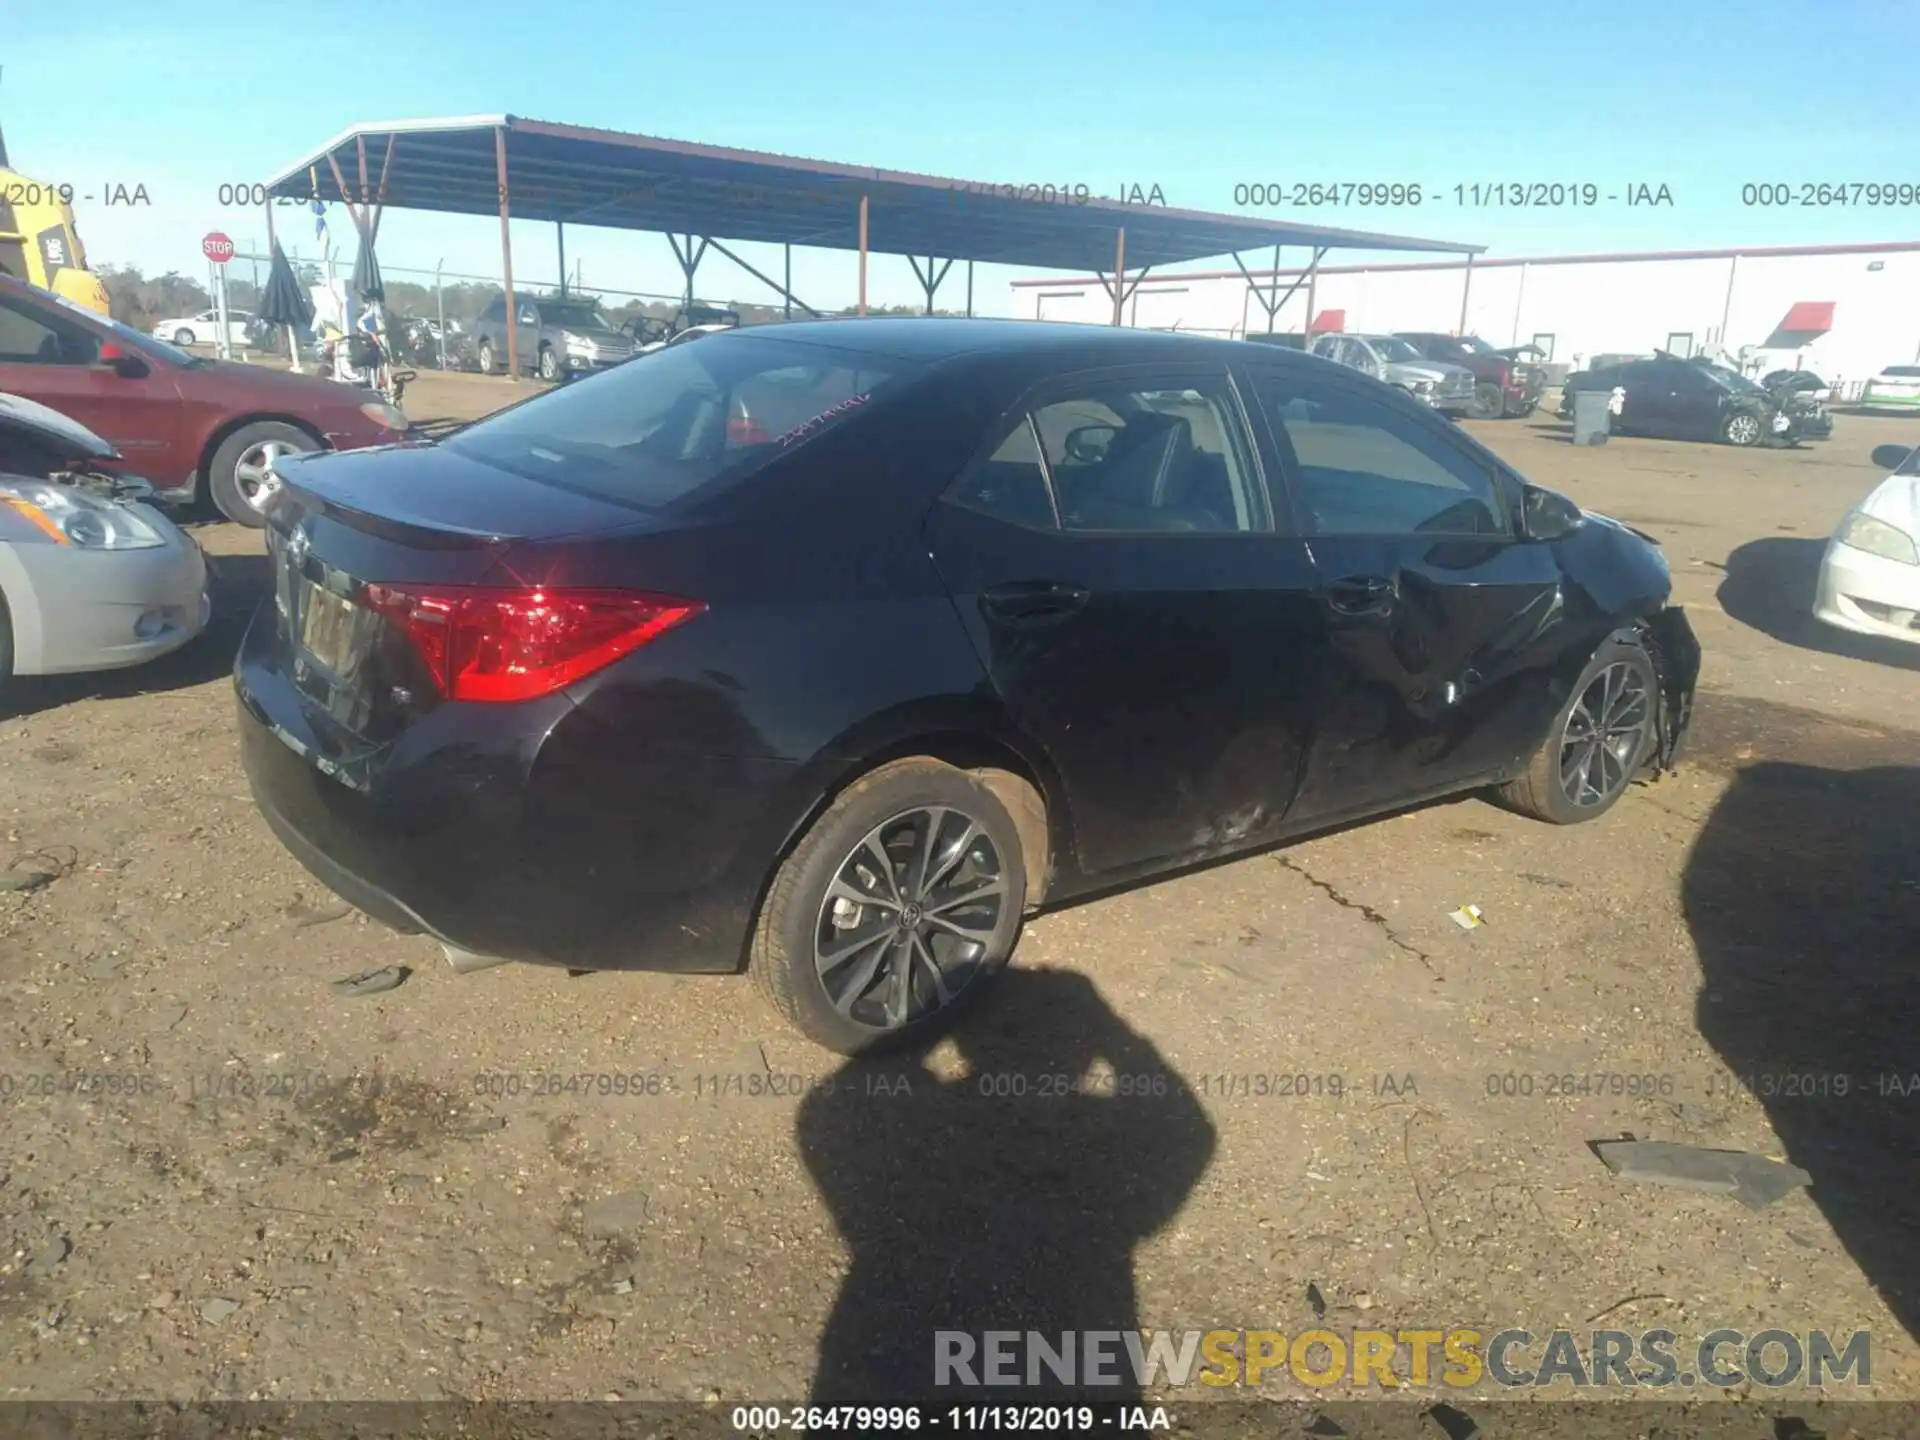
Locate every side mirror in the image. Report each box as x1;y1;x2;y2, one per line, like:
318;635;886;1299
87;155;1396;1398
92;342;148;378
1522;484;1583;541
1870;443;1914;472
1063;424;1117;465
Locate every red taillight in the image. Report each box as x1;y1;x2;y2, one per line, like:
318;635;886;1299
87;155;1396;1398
359;585;704;703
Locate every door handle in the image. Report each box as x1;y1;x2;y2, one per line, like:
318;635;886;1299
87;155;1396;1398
981;581;1092;627
1325;574;1396;616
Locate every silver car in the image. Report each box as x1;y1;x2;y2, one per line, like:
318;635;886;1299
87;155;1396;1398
0;394;208;698
1310;333;1477;416
470;297;637;381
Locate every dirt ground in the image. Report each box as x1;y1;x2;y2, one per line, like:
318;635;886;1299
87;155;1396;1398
2;367;1916;1421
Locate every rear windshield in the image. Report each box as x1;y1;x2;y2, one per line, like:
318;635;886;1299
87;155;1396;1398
1882;366;1920;378
444;333;915;509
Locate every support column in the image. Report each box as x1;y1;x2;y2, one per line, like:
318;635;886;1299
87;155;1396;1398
1458;252;1474;335
494;125;518;382
1305;254;1319;341
666;234;710;312
857;194;869;316
557;221;567;297
1267;243;1280;333
784;244;792;320
1111;228;1127;327
966;260;974;318
1720;254;1740;349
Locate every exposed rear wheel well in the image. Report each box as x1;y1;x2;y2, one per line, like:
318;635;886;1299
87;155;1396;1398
743;732;1056;979
819;734;1052;906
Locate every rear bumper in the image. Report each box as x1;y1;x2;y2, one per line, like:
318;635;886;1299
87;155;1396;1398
234;612;799;973
0;517;208;675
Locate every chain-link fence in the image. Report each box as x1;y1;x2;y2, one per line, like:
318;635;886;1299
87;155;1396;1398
236;247;791;370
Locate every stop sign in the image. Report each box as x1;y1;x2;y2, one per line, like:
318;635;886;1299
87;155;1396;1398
202;231;235;265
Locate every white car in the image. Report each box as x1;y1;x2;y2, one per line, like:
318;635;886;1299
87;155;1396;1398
151;309;255;348
1814;442;1920;645
1858;365;1920;414
0;394;209;697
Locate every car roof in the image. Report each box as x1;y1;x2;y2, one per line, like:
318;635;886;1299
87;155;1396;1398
704;316;1305;367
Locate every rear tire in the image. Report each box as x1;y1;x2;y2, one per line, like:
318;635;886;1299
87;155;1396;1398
477;339;495;375
1471;382;1504;419
209;422;316;528
750;758;1027;1056
1498;634;1658;825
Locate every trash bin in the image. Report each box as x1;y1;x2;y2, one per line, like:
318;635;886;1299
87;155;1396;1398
1571;388;1612;445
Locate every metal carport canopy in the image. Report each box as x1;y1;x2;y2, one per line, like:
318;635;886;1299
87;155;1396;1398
264;114;1482;274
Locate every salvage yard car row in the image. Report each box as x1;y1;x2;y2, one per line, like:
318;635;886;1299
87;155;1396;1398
4;268;1918;1057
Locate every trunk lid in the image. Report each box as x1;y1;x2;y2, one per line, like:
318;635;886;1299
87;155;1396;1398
261;444;677;752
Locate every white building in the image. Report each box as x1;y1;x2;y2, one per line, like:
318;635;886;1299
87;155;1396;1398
1011;240;1920;389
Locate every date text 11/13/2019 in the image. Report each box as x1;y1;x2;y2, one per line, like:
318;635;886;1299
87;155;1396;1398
947;183;1168;207
1232;181;1675;208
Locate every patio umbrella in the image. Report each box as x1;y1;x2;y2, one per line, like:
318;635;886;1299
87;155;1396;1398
351;226;385;304
258;242;314;373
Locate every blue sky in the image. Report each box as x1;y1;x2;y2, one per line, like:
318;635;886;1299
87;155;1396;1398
4;0;1915;314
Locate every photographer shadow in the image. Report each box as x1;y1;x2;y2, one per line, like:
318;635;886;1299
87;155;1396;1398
797;968;1216;1404
1683;760;1920;1341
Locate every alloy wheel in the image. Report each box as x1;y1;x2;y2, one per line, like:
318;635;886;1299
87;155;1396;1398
1725;413;1761;445
478;341;494;374
1471;382;1504;419
1558;661;1652;809
233;439;297;514
813;806;1007;1031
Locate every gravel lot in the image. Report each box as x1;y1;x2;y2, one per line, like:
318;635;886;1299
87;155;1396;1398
2;368;1915;1416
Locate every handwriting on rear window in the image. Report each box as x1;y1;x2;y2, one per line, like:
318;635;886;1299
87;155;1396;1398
775;392;872;448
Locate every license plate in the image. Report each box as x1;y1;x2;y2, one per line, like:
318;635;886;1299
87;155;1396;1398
298;580;366;678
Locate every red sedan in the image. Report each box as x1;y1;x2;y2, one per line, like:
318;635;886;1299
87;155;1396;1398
0;273;406;526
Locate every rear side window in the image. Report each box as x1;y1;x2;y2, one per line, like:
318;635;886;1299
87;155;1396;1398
0;294;99;365
444;334;915;510
949;418;1057;529
1251;374;1509;538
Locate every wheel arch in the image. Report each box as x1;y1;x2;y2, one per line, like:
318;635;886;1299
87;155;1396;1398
729;699;1073;974
194;413;329;502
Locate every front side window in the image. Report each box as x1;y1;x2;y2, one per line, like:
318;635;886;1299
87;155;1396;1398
0;294;99;365
445;334;915;510
1369;336;1426;365
1250;373;1509;538
1025;376;1262;533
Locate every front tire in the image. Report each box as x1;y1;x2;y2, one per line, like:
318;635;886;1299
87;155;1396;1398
1498;634;1658;825
750;758;1027;1056
174;328;196;346
1722;410;1764;446
209;422;316;528
538;345;560;382
476;339;495;375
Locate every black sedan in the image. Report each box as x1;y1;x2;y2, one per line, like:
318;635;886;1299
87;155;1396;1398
236;321;1700;1054
1559;354;1799;446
